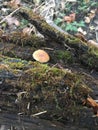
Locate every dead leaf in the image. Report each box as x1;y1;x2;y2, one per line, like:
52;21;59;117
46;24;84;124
75;32;87;42
6;16;20;26
64;13;76;23
88;9;96;20
22;27;34;36
84;0;90;3
85;17;90;23
0;29;4;36
69;13;76;21
64;16;72;23
4;0;21;9
78;27;87;35
87;40;98;46
89;13;95;20
86;97;98;115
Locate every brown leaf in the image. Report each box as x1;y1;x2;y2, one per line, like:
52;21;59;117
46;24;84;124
75;32;87;42
0;29;4;37
86;97;98;115
85;17;90;23
64;16;72;23
6;16;20;26
4;0;21;9
22;27;34;36
69;13;76;21
87;40;98;47
64;13;76;23
83;97;98;116
88;9;96;20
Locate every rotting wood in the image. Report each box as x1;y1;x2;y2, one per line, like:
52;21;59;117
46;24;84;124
0;32;45;47
0;54;93;122
0;39;46;61
18;7;98;70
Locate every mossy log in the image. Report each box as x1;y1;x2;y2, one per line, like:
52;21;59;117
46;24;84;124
0;30;97;69
0;31;45;47
18;7;98;70
0;113;68;130
0;54;93;122
0;36;46;60
0;35;76;64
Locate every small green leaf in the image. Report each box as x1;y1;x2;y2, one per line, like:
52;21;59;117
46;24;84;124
77;21;85;27
71;26;77;32
78;5;88;10
72;21;85;27
21;19;29;26
90;2;97;6
61;23;66;30
54;18;63;25
65;24;73;31
59;13;65;17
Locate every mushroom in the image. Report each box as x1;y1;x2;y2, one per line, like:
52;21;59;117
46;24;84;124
32;49;50;63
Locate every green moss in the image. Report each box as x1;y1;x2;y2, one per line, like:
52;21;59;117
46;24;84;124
20;62;91;98
10;32;45;47
23;62;66;89
3;51;16;57
21;7;43;21
67;35;87;46
1;57;29;69
88;46;98;57
55;50;73;63
41;22;57;32
87;57;95;67
0;56;91;121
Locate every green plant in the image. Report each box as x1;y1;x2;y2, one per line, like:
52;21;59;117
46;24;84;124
65;21;85;32
20;19;29;28
54;18;85;33
54;0;97;34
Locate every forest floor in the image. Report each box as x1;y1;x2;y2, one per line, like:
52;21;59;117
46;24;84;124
0;0;98;130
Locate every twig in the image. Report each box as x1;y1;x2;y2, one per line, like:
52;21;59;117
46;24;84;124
32;2;45;11
0;7;21;24
31;111;47;117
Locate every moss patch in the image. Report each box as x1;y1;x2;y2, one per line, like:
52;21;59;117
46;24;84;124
0;56;30;69
0;54;92;122
54;50;73;63
14;62;92;121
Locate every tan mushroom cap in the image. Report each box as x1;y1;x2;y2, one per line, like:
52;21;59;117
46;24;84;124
32;49;50;63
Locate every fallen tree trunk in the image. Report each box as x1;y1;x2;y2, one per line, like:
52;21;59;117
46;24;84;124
0;54;94;122
0;54;98;128
0;35;75;65
0;113;67;130
0;37;46;61
18;7;98;70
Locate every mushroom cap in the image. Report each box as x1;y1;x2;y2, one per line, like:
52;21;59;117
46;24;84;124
32;49;50;63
